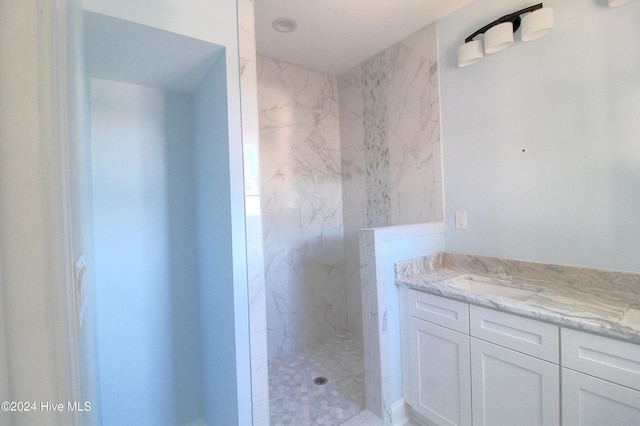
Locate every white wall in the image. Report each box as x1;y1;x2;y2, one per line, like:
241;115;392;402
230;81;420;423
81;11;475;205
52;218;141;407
0;2;79;424
67;1;102;422
439;0;640;274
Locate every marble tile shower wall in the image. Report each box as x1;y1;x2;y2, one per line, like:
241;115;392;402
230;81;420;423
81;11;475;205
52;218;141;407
256;22;443;362
339;22;444;335
257;56;348;360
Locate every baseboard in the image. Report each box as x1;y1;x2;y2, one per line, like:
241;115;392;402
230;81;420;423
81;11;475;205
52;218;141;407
391;399;411;425
340;409;382;426
339;401;413;426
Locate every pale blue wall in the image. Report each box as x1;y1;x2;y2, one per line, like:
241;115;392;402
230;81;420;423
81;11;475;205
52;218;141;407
83;1;252;423
194;55;251;426
439;0;640;273
165;89;203;425
90;79;202;425
89;54;251;426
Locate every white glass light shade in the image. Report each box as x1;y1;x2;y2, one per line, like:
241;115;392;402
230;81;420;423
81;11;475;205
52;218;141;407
457;40;484;68
484;22;514;54
521;7;554;41
608;0;635;6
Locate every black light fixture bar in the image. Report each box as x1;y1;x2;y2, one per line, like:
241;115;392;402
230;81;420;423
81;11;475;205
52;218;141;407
464;3;543;43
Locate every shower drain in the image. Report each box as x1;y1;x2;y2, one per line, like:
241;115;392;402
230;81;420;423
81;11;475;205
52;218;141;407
313;376;328;385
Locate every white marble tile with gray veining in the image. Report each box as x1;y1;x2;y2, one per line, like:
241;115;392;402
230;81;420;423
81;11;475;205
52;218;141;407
258;56;347;359
396;253;640;344
239;1;269;422
338;23;443;345
387;26;443;225
339;65;368;338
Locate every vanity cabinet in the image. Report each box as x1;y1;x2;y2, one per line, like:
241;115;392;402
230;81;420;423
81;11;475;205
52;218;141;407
406;290;471;426
561;328;640;425
402;288;640;425
403;289;559;426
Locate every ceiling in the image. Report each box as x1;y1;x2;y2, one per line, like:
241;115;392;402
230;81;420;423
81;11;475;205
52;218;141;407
254;0;476;76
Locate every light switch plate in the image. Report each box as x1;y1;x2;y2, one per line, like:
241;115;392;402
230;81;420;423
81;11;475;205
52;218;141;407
74;254;88;331
455;211;467;230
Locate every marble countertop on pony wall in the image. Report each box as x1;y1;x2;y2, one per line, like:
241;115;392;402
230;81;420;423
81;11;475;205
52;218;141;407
395;253;640;345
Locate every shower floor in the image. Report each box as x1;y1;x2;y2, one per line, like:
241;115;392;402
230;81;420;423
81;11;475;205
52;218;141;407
268;334;366;425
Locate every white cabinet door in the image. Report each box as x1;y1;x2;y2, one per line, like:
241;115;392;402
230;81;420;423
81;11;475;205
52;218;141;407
409;317;471;426
562;368;640;426
471;338;559;426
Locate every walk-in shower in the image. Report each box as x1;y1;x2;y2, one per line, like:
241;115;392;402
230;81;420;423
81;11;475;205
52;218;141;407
255;21;443;424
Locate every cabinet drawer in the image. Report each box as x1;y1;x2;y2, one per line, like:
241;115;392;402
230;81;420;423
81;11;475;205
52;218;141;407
561;328;640;391
470;305;559;363
408;290;469;334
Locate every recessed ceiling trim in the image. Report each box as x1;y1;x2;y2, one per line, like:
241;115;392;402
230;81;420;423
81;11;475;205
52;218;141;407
272;17;298;33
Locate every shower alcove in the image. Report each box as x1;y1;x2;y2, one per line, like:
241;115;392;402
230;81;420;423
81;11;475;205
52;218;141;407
84;11;250;425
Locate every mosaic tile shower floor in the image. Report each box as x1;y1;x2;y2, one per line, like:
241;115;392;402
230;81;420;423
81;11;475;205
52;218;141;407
268;334;365;426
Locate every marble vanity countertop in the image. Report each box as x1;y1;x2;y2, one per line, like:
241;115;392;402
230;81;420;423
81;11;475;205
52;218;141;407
395;254;640;345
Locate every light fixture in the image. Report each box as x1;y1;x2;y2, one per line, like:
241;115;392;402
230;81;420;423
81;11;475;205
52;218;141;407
484;22;514;54
272;17;298;33
457;3;554;68
608;0;635;6
457;39;484;68
521;7;554;41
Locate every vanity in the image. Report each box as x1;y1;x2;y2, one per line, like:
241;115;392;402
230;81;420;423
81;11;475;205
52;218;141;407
395;253;640;426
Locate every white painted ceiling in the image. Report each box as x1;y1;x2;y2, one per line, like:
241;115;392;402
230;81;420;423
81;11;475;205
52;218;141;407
254;0;476;76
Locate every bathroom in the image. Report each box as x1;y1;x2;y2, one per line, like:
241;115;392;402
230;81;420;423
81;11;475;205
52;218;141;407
253;0;640;423
0;0;638;425
77;0;445;423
